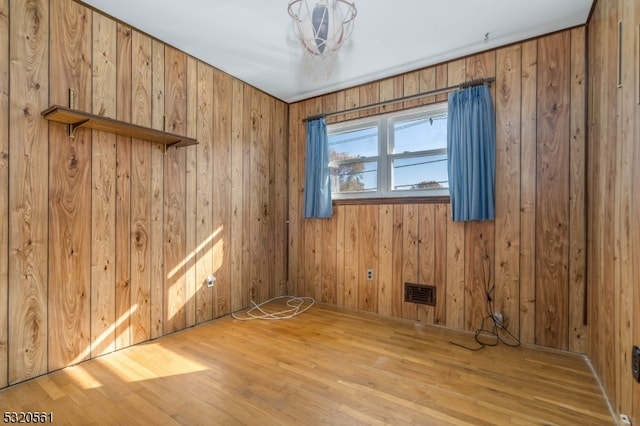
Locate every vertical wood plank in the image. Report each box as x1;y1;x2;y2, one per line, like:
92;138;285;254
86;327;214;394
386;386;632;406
344;87;360;121
8;0;49;384
150;40;165;339
115;22;132;351
615;0;635;414
344;205;359;310
445;219;465;330
417;204;435;324
598;12;613;374
335;205;346;306
90;12;117;358
266;95;278;299
297;100;311;299
358;205;378;313
447;59;467;87
313;217;322;301
403;70;421;109
435;64;449;103
48;0;92;371
614;0;636;414
333;84;346;123
321;214;337;304
163;47;187;334
418;67;436;106
568;27;587;354
286;103;301;298
230;80;244;311
617;1;640;416
632;3;640;421
0;0;9;389
599;4;618;388
273;101;288;297
195;64;214;323
322;92;338;124
358;82;379;118
248;88;261;303
380;76;404;114
609;0;623;409
520;39;538;345
241;86;252;306
130;30;152;345
495;44;522;336
184;56;198;327
433;204;448;325
391;205;404;318
464;224;494;332
401;205;418;320
535;32;571;350
378;77;396;116
588;1;606;397
378;205;393;317
260;93;274;301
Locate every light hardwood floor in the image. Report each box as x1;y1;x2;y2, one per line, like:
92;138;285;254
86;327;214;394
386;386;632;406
0;302;613;425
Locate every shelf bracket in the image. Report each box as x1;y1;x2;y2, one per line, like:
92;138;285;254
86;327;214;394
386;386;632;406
165;141;180;151
68;118;91;138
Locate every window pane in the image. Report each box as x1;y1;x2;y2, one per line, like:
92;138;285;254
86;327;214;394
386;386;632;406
328;126;378;160
393;114;447;154
331;161;377;193
392;154;448;191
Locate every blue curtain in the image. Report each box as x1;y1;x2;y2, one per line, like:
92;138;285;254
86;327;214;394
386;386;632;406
447;85;496;221
304;118;332;218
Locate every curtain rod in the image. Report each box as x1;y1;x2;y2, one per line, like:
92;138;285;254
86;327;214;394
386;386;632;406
302;77;495;123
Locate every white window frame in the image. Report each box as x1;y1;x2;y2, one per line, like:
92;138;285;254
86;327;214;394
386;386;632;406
328;102;449;200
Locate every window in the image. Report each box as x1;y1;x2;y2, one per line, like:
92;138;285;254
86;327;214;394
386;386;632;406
328;102;448;200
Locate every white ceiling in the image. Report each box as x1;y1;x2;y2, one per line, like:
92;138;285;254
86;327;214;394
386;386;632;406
80;0;593;103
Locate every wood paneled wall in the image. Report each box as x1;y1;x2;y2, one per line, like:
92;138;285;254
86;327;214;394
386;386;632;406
0;0;288;388
587;0;640;423
288;28;587;352
5;3;635;415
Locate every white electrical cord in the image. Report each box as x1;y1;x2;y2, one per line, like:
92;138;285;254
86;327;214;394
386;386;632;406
231;296;315;321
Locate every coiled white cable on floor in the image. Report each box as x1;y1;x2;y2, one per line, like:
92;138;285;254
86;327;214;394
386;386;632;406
231;295;315;320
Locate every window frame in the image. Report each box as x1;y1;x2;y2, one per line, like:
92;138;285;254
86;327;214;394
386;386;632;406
328;102;449;201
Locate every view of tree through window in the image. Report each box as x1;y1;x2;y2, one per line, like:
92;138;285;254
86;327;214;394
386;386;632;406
328;125;378;193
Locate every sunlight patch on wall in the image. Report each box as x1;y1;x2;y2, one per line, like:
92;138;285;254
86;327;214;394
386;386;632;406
168;226;223;280
72;304;139;366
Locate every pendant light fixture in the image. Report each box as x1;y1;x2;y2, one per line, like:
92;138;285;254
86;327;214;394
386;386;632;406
288;0;357;78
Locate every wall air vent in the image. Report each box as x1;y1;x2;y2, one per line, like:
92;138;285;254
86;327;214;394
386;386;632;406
404;283;436;306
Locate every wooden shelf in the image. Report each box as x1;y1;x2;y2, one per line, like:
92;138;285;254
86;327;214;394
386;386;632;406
42;105;198;148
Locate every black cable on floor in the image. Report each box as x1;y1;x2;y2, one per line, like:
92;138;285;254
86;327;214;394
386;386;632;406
449;251;521;351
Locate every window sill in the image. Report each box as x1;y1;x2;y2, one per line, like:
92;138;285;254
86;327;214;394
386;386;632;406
332;196;450;206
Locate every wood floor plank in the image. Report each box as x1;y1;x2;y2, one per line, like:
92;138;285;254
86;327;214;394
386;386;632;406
0;303;613;425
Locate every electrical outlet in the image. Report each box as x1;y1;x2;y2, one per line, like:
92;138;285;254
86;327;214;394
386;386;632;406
632;345;640;383
206;275;216;288
366;269;374;281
